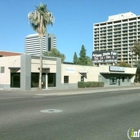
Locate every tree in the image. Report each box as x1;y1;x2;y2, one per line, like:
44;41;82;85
43;48;65;62
131;41;140;57
79;45;87;65
73;52;78;64
130;41;140;82
86;56;93;66
134;61;140;82
28;3;54;89
115;61;131;67
73;45;93;66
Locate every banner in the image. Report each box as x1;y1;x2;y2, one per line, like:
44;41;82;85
92;51;117;63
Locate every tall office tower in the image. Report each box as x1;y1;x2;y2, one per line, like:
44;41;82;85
93;12;140;65
25;33;56;56
48;34;56;51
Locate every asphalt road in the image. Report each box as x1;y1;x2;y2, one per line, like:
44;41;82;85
0;89;140;140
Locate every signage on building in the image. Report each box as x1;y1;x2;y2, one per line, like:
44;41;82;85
109;66;125;72
92;51;117;63
65;67;75;73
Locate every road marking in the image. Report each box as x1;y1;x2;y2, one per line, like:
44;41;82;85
40;109;63;113
108;91;128;93
32;96;45;98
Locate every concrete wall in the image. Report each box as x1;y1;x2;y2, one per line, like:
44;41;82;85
61;64;100;84
0;56;20;89
99;66;137;87
31;57;57;73
100;74;133;87
48;83;77;90
56;58;61;88
0;55;137;90
20;54;31;90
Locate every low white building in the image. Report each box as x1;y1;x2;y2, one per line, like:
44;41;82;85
0;54;137;90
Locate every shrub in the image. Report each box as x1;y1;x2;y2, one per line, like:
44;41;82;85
78;81;104;88
78;81;85;88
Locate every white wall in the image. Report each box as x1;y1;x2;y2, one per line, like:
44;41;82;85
61;64;100;83
61;64;137;84
0;56;20;85
31;58;56;73
0;55;137;88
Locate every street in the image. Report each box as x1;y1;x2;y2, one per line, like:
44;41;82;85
0;89;140;140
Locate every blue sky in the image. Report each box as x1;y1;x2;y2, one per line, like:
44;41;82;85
1;0;140;62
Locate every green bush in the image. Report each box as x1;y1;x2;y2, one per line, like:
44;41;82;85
78;81;104;88
78;81;85;88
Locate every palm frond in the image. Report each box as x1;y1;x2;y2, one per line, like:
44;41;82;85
31;23;38;31
28;3;54;37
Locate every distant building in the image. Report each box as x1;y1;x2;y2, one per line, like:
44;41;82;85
93;12;140;65
25;33;56;55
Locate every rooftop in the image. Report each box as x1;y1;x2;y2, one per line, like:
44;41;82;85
0;51;21;57
108;12;136;21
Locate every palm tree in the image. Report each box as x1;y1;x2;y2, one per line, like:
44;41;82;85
28;3;54;89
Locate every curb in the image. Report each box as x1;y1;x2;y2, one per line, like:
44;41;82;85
35;86;140;96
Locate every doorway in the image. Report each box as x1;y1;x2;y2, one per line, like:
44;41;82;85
11;73;20;88
48;73;56;87
31;73;46;89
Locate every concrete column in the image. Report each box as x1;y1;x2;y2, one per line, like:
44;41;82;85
45;73;48;89
20;54;31;90
131;75;135;85
56;58;61;88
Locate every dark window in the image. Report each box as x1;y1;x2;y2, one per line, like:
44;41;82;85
64;76;69;83
114;20;121;23
81;76;84;82
48;37;51;51
48;73;56;87
10;73;20;88
0;67;5;73
110;77;117;85
31;73;39;87
122;77;125;82
31;73;46;88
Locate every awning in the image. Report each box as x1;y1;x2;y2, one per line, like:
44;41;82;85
78;71;88;73
8;67;20;72
100;72;135;75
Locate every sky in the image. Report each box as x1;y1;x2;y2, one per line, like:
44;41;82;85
1;0;140;62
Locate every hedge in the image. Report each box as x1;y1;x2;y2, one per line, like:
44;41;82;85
78;81;104;88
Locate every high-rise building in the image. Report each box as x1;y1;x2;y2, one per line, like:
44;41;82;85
93;12;140;65
25;33;56;55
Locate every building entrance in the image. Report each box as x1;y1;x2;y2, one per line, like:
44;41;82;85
48;73;56;87
31;73;46;89
10;73;20;88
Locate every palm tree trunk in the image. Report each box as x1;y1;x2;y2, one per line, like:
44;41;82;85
39;37;43;89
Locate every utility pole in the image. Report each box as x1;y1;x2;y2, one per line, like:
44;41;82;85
129;50;133;68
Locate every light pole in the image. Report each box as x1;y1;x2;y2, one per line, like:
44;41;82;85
129;49;133;68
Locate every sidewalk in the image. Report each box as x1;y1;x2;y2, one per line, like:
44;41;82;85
0;85;140;96
35;85;140;96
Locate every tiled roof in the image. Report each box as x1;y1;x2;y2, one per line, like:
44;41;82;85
0;51;21;57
